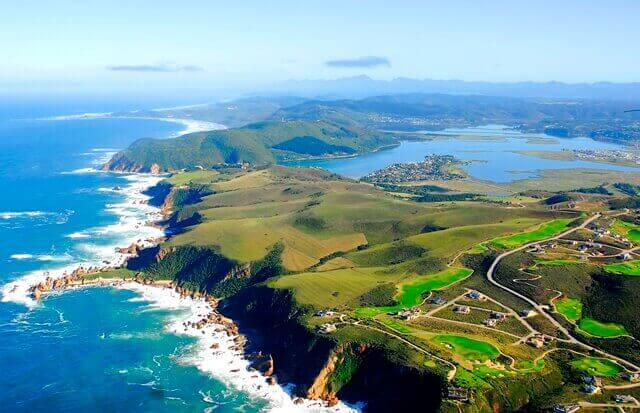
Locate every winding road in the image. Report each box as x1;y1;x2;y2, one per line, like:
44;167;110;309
485;213;640;372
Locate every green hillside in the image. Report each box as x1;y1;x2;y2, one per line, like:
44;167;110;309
104;120;395;172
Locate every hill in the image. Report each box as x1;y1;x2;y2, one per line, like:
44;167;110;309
103;120;396;172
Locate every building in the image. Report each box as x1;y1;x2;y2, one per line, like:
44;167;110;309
553;405;580;413
526;245;544;254
527;334;546;348
398;308;421;320
583;376;602;387
614;394;636;404
446;386;469;402
317;324;337;334
520;309;536;318
583;384;601;394
483;318;498;327
490;311;507;320
467;291;486;301
618;252;631;260
315;309;336;317
622;372;640;382
431;296;446;305
454;305;471;315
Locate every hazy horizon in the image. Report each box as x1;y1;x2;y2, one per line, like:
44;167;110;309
2;0;640;98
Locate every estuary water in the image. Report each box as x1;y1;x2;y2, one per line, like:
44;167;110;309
288;125;638;181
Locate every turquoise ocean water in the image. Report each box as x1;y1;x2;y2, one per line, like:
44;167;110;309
0;102;268;412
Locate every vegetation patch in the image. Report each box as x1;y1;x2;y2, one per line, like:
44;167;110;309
571;356;624;377
272;136;356;156
434;335;500;361
578;317;629;338
355;283;397;307
490;218;574;249
530;259;582;269
272;267;403;308
354;267;473;317
348;242;426;266
603;260;640;276
611;219;640;243
554;297;583;322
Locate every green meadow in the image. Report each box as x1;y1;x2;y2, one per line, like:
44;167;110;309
571;357;624;377
434;335;500;361
530;259;582;269
578;317;628;338
553;297;582;322
490;218;574;249
604;260;640;276
611;219;640;243
354;267;473;317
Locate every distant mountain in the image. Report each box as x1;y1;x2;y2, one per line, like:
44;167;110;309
268;75;640;102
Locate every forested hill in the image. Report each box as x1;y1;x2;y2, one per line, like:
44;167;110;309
272;93;640;139
103;119;395;173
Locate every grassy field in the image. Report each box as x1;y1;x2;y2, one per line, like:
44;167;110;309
530;259;582;269
354;267;473;317
271;267;404;308
571;356;624;377
434;334;500;361
507;168;640;193
553;297;582;322
489;218;574;249
578;317;629;338
83;268;138;281
165;170;222;186
611;219;640;243
408;219;547;258
604;260;640;276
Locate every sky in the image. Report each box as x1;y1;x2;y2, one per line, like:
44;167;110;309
2;0;640;98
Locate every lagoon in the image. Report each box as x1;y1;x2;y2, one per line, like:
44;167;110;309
287;125;638;182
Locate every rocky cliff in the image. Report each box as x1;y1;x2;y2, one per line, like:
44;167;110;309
221;285;446;412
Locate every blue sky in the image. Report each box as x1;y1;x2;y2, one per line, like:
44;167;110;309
2;0;639;96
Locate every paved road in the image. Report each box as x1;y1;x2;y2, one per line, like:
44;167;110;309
485;213;640;372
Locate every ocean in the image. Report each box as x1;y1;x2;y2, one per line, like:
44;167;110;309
0;101;326;412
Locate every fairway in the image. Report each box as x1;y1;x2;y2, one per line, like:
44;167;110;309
354;267;473;317
490;219;574;249
611;219;640;243
604;260;640;276
434;335;500;361
397;267;473;307
578;317;628;338
571;357;624;377
553;297;582;322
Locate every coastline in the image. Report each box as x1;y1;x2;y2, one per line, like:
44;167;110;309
37;111;227;135
0;152;359;411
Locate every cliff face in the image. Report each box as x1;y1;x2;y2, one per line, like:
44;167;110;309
102;152;162;173
221;285;446;412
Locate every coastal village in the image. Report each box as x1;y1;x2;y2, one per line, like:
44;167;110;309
567;148;640;165
361;154;467;183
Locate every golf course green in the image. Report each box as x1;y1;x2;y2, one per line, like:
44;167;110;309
354;267;473;317
571;356;624;377
490;218;574;249
578;317;628;338
435;335;500;361
554;297;582;322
